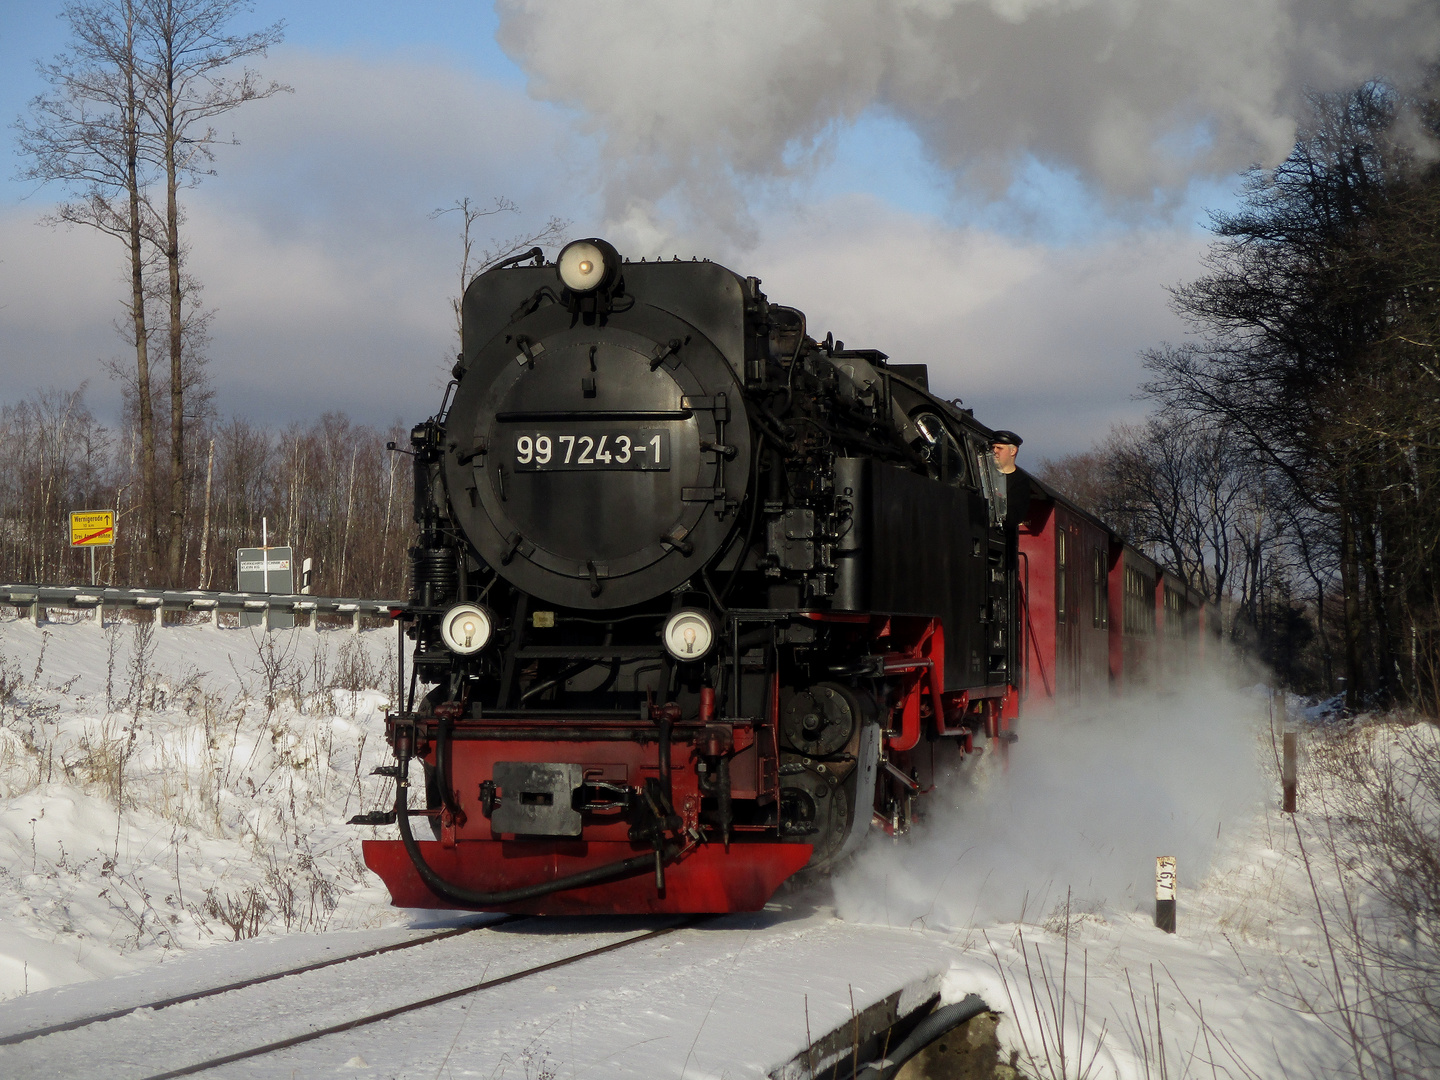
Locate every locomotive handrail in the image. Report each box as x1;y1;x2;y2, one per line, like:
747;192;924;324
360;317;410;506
881;657;933;672
517;645;665;659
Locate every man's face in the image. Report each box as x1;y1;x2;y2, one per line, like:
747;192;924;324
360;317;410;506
992;442;1018;473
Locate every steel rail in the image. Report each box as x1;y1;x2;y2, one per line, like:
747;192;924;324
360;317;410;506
0;917;521;1047
137;919;706;1080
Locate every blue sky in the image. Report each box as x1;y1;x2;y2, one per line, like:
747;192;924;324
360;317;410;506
1;1;522;192
2;0;1434;460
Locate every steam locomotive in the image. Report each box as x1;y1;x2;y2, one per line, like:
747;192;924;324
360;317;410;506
357;239;1054;914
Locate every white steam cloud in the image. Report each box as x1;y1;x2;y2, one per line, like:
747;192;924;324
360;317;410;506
831;669;1267;930
497;0;1440;229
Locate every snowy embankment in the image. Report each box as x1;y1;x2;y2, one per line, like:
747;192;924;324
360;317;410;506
830;679;1440;1079
0;613;1434;1078
0;614;402;997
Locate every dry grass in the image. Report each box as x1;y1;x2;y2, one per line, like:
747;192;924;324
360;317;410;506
987;895;1109;1080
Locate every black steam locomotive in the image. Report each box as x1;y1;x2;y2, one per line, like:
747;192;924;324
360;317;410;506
360;239;1018;914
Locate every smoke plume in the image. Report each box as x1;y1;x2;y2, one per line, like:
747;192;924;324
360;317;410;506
497;0;1440;231
831;668;1268;930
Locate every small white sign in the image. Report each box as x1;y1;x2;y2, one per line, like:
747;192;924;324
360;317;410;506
240;559;291;573
1156;856;1177;900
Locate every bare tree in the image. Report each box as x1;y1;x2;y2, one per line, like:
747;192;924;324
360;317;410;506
1033;448;1109;519
430;196;569;343
1142;81;1440;710
134;0;287;584
1100;415;1267;607
17;0;283;586
1041;414;1277;608
0;386;112;584
18;0;163;578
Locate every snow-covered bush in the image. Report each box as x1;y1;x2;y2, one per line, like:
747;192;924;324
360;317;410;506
0;617;401;997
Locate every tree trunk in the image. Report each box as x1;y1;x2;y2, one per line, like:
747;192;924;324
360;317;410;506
1340;498;1365;711
165;107;185;586
199;436;214;588
1359;515;1393;704
124;23;157;585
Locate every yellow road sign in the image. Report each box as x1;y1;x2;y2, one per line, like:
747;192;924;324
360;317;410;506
70;511;115;547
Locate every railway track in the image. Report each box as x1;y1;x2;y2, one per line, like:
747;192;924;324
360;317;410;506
0;917;702;1080
0;917;518;1047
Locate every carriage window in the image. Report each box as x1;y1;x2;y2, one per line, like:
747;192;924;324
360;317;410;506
1124;566;1154;635
1093;549;1109;629
1164;587;1185;636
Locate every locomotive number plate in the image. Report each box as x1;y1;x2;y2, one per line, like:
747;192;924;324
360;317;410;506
511;430;670;471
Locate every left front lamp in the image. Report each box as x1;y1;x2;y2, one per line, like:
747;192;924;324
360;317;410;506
440;603;494;655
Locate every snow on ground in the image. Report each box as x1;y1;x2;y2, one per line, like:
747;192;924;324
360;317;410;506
0;612;404;998
0;612;1434;1078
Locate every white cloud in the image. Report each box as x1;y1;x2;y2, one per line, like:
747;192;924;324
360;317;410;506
0;213;130;408
1;46;595;426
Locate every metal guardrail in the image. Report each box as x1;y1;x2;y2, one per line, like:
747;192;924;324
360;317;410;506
0;584;403;632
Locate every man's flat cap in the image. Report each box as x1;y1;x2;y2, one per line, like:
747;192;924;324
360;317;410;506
990;429;1023;447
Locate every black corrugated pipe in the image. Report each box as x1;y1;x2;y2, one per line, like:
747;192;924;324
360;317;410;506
852;995;990;1080
658;716;673;801
394;773;663;908
717;753;732;849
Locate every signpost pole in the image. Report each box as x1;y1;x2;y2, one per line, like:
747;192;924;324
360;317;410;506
261;517;269;628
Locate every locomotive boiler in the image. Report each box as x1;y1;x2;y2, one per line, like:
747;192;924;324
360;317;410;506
357;239;1019;914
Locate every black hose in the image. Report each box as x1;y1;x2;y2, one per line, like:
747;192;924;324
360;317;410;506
701;565;729;619
717;753;731;849
435;712;462;820
593;657;622;694
394;777;662;908
491;246;544;271
853;995;990;1080
496;592;530;707
658;717;673;802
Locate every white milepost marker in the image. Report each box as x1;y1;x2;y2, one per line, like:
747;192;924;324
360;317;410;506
1156;856;1177;933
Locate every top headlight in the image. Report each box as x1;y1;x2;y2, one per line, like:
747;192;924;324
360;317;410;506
557;238;619;294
